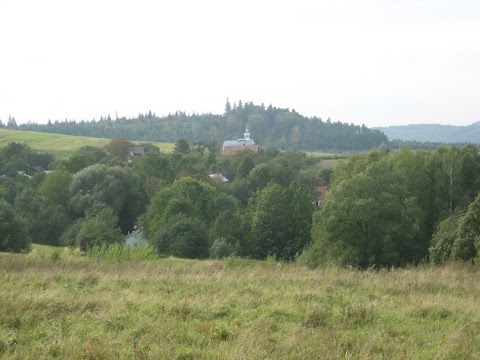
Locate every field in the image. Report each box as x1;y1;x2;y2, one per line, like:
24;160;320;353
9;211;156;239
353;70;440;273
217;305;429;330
0;129;175;158
306;152;347;169
1;246;479;359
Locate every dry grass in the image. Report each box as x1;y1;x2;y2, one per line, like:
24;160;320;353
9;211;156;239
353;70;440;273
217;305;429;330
0;252;479;359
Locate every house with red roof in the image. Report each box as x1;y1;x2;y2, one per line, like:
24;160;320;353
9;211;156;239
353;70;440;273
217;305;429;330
314;185;328;208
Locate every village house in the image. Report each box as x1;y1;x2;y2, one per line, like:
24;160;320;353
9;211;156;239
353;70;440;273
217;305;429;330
314;185;328;208
125;227;147;247
28;165;47;176
129;146;146;157
128;146;146;162
208;173;229;182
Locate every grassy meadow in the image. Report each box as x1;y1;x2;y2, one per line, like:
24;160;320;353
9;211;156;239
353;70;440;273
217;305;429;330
0;129;174;158
306;152;347;169
1;246;479;359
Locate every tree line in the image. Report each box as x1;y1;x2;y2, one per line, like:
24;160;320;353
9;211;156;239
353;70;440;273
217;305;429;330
301;144;480;267
15;100;388;151
2;139;480;266
0;139;327;259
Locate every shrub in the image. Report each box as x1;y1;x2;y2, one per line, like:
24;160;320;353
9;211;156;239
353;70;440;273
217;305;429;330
210;238;239;259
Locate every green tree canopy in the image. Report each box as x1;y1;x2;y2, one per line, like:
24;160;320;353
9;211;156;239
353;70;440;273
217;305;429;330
133;153;174;199
61;204;123;251
68;164;142;233
59;146;109;173
0;142;53;177
29;204;72;246
0;198;30;252
142;176;217;237
38;168;72;207
247;182;314;260
236;155;255;180
429;211;464;264
308;159;425;268
453;194;480;261
151;214;209;259
174;139;190;154
104;138;134;160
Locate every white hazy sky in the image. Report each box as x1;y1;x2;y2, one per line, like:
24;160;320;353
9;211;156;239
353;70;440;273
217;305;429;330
1;0;479;127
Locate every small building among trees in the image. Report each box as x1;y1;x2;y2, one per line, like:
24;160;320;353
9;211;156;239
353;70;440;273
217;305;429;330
208;173;229;182
314;186;328;208
29;165;47;176
125;228;147;247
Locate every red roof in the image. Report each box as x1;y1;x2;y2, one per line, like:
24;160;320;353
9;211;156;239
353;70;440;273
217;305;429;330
315;186;328;201
222;145;259;156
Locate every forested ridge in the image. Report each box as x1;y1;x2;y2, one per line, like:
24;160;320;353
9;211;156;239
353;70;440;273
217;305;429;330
377;121;480;144
12;101;388;151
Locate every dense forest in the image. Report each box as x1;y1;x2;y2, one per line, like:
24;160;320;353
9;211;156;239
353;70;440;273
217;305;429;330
2;137;480;267
10;101;388;151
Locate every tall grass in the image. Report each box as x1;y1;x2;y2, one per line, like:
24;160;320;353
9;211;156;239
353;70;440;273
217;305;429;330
86;243;162;262
0;251;479;359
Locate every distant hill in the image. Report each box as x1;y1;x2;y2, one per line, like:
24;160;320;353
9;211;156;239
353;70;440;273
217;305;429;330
16;101;388;152
376;122;480;144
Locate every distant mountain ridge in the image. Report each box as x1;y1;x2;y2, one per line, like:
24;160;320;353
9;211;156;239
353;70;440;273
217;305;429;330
376;122;480;144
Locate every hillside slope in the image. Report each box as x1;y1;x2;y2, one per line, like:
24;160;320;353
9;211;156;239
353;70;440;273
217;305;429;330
0;129;173;158
376;122;480;143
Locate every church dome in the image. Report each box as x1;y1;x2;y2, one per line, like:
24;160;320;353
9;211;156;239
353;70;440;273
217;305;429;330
244;125;251;140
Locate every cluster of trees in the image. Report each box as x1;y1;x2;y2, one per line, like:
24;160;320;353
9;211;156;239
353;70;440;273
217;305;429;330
3;137;480;267
0;138;325;259
141;177;313;259
0;142;54;177
17;101;388;151
0;116;18;129
0;140;152;252
302;144;480;267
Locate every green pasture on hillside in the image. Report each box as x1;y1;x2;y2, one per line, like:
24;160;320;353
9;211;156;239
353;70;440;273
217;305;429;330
306;152;347;169
0;129;174;158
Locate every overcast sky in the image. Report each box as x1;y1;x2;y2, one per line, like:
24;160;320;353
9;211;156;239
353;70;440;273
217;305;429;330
1;0;479;127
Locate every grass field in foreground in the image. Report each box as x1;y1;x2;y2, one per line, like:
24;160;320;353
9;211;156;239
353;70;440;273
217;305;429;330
1;248;479;359
0;129;175;158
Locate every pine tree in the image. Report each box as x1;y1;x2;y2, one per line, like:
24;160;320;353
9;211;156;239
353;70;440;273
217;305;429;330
224;98;232;113
7;116;17;129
